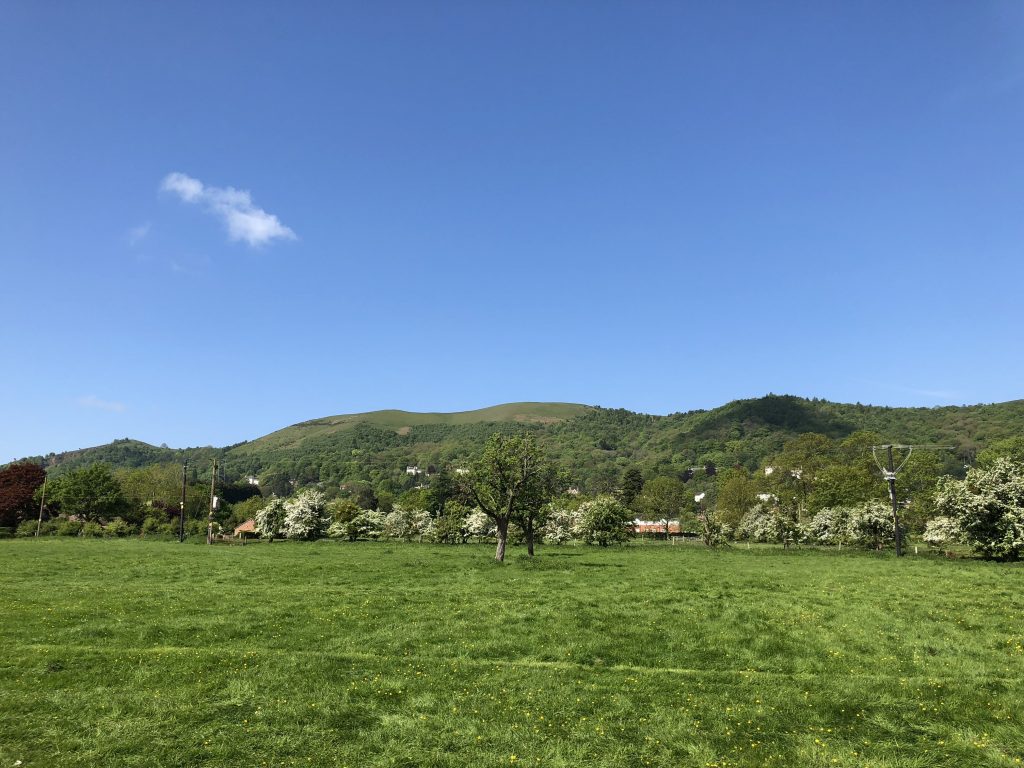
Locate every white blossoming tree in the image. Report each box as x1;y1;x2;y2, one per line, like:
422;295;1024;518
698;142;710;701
798;502;895;550
934;458;1024;561
697;512;732;547
361;509;387;540
541;500;582;545
254;497;287;539
283;489;330;540
466;508;495;541
382;505;430;541
801;506;851;546
327;507;385;541
846;501;895;550
738;502;798;544
921;516;963;553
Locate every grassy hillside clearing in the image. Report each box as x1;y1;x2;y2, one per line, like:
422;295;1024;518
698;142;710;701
233;402;591;455
2;540;1022;767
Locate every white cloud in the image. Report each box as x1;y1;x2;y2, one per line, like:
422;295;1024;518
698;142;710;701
126;222;150;246
160;172;296;247
78;395;127;413
162;172;204;202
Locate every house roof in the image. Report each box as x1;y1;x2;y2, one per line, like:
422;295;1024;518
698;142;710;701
234;519;256;534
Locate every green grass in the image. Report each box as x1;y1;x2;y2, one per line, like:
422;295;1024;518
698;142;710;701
2;540;1023;767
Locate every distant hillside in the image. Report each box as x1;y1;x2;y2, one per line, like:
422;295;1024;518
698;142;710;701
31;439;221;478
13;396;1024;493
234;402;590;455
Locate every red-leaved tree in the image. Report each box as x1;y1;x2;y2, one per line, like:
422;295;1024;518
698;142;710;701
0;462;47;528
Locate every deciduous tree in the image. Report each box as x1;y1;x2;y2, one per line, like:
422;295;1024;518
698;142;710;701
255;497;287;539
0;462;46;528
922;516;962;552
49;464;128;522
635;476;686;539
283;490;330;540
576;495;632;546
935;458;1024;561
459;433;560;561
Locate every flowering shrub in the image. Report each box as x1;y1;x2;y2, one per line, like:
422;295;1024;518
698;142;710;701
541;501;582;544
935;458;1024;561
283;490;330;540
800;502;893;549
922;516;963;550
466;508;495;540
737;503;796;544
697;512;732;547
801;506;851;546
359;510;386;540
845;501;895;549
255;498;287;539
326;508;381;540
381;505;430;540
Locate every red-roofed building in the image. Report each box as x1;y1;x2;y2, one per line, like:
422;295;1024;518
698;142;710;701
234;519;256;538
632;520;682;534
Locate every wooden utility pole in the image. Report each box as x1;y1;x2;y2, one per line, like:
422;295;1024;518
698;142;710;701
885;445;903;557
873;444;953;558
207;459;217;545
35;473;47;537
179;458;188;542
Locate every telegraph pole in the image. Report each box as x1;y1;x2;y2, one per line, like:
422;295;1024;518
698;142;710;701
35;473;47;537
179;458;188;542
873;444;953;558
207;459;217;545
885;445;903;557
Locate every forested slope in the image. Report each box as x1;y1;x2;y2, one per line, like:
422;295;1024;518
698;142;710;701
15;396;1024;494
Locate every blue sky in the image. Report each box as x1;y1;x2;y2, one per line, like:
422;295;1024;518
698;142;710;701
2;2;1023;461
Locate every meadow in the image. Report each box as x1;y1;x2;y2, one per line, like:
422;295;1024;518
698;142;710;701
1;540;1022;768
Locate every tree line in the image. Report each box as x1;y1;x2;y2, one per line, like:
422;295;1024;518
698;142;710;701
2;431;1023;561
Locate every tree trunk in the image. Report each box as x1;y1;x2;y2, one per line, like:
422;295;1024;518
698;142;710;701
526;516;535;557
495;518;509;562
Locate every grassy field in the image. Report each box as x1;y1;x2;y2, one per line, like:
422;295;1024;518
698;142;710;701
1;540;1022;767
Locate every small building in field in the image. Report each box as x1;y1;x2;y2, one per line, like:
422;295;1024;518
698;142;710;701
234;519;256;538
632;519;682;534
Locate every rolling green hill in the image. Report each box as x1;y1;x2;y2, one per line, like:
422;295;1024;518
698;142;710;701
16;396;1024;495
234;402;590;455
